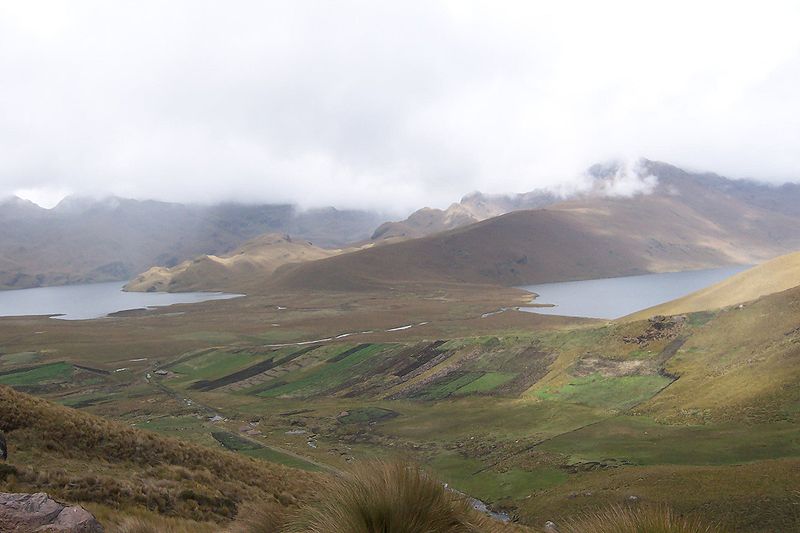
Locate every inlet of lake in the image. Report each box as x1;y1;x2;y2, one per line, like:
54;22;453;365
518;265;750;319
0;282;243;320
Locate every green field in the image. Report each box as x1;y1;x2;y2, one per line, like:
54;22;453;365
0;362;73;386
171;350;271;382
256;343;390;398
535;374;672;410
454;371;516;394
429;453;568;502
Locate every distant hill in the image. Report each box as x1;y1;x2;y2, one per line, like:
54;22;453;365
625;250;800;320
125;233;344;292
0;196;384;290
371;189;558;242
269;161;800;293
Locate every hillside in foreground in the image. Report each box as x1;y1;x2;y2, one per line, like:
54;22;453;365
626;250;800;320
0;384;320;531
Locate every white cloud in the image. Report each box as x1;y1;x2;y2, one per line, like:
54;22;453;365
1;1;800;213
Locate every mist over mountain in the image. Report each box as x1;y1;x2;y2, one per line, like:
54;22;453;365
6;159;800;293
0;196;384;290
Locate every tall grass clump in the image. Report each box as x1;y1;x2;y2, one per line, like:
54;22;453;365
558;505;723;533
283;460;489;533
227;499;286;533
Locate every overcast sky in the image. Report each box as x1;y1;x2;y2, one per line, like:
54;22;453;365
2;1;800;213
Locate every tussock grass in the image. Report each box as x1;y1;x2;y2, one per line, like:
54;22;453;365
227;499;286;533
281;460;492;533
114;516;209;533
558;505;722;533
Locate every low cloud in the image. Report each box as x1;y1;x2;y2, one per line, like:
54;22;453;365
1;1;800;213
595;161;659;198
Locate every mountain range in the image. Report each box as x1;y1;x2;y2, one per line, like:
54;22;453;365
0;196;384;290
6;159;800;294
266;160;800;293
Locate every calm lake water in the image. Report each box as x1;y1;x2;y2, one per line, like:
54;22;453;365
519;266;750;319
0;282;242;320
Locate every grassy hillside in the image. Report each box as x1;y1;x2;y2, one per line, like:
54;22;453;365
635;284;800;423
125;233;343;292
626;250;800;320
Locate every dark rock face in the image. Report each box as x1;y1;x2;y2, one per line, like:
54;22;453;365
0;492;103;532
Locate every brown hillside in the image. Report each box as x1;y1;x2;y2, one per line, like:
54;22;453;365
268;187;800;292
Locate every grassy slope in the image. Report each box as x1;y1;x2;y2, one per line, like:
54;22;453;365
626;250;800;320
0;385;321;529
636;285;800;423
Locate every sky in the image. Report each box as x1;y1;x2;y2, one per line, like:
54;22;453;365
2;1;800;213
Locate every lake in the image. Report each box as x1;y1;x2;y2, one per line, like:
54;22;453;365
0;282;243;320
518;266;750;319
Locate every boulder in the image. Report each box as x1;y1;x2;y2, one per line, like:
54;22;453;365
543;520;560;533
0;492;103;532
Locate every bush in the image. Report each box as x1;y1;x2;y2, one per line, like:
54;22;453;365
558;504;722;533
283;460;489;533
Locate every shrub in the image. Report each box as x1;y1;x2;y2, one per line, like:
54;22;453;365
283;459;489;533
558;504;722;533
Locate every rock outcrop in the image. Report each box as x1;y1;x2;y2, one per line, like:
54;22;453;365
0;492;103;532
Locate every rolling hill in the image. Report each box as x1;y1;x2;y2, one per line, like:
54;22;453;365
125;233;344;292
0;196;384;290
268;162;800;293
626;250;800;320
